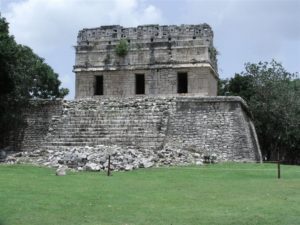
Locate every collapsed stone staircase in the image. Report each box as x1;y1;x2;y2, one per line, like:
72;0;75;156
19;96;262;162
42;98;171;150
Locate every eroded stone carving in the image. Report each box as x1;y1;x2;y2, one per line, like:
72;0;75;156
74;24;218;98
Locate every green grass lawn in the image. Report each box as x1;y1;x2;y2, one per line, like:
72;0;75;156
0;163;300;225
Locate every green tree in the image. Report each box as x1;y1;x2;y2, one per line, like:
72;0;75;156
0;15;68;147
219;60;300;163
0;15;17;96
217;78;229;96
218;74;254;101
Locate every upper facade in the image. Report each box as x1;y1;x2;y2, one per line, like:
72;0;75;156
74;24;218;98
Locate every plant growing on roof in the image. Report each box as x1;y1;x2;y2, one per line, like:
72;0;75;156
115;39;129;57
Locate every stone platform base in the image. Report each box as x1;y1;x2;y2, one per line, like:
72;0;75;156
15;96;262;169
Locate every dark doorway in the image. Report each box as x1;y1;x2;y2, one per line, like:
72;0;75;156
135;74;145;94
177;72;188;93
95;76;103;95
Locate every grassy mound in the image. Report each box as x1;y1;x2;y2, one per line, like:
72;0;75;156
0;163;299;225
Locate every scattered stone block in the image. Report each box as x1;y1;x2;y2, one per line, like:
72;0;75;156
56;166;67;176
85;162;100;171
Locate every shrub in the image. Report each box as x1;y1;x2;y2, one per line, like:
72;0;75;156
115;39;129;57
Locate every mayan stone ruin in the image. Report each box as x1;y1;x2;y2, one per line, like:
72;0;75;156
74;24;218;98
3;24;262;171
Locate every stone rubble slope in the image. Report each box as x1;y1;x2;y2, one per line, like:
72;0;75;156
3;144;208;171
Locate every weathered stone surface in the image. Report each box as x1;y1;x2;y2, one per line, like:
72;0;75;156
139;159;154;168
74;24;218;98
125;164;134;171
0;150;7;161
85;162;100;171
6;144;210;171
56;166;67;176
2;96;262;171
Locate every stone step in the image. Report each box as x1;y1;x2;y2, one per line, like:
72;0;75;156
64;116;164;120
56;127;161;131
60;116;164;120
50;133;165;138
58;120;162;126
63;114;163;117
51;126;164;132
42;144;160;150
50;133;166;139
56;123;164;127
55;129;166;135
65;111;165;114
60;118;164;122
66;111;166;116
50;133;164;139
41;100;169;150
45;139;164;147
50;135;165;141
47;134;166;140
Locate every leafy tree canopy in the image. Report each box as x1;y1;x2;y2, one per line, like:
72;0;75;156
219;60;300;163
0;15;69;146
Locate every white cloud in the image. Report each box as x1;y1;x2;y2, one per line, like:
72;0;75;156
5;0;163;53
179;0;300;76
3;0;164;99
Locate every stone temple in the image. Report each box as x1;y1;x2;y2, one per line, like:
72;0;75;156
6;24;262;170
74;24;218;98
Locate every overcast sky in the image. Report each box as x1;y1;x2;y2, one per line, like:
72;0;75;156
1;0;299;99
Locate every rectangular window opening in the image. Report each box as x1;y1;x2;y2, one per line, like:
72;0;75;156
95;76;103;95
177;72;188;93
135;74;145;95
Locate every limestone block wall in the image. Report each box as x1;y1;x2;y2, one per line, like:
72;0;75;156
75;24;216;69
20;100;63;151
18;97;262;162
166;98;259;161
75;66;217;98
74;24;218;98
